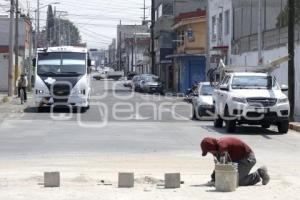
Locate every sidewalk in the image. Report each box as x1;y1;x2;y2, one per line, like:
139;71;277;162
0;92;33;115
0;153;299;200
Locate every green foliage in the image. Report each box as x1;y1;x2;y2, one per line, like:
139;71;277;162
277;1;300;27
46;5;81;46
46;5;54;42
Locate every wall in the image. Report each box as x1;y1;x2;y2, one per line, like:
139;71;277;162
0;53;8;92
208;0;232;47
175;18;207;54
231;46;300;121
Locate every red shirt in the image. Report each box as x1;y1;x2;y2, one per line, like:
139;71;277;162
217;137;253;161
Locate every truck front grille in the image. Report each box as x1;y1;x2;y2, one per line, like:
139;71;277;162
52;84;71;97
247;98;277;107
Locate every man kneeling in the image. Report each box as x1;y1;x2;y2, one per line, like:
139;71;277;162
201;137;270;186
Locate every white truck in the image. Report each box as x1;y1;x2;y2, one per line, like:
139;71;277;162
213;72;290;133
33;46;92;112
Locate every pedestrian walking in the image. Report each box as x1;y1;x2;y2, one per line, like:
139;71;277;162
16;74;28;102
201;137;270;186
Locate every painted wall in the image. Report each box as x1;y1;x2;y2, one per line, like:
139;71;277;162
0;53;8;92
231;46;300;121
179;56;206;92
176;18;207;54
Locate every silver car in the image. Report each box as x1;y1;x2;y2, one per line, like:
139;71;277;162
192;82;215;120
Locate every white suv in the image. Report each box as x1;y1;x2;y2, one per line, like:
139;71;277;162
213;72;290;133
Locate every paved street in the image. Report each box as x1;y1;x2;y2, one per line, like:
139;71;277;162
0;80;300;199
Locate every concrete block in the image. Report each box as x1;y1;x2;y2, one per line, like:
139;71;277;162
118;172;134;188
165;173;181;188
289;123;300;133
44;172;60;187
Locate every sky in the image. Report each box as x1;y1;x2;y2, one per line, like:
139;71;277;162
0;0;151;49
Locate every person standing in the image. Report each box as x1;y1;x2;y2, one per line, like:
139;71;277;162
201;137;270;186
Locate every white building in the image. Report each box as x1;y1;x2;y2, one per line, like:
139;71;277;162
208;0;233;69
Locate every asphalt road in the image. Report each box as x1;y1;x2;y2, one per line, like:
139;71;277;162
0;79;300;161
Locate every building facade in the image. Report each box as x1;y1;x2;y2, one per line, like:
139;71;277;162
167;9;207;92
0;15;33;92
116;24;149;74
153;0;207;90
208;0;233;71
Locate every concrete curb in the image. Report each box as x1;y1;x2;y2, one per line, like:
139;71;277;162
289;123;300;133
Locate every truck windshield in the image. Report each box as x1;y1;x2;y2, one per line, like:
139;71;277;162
232;76;275;89
37;52;86;76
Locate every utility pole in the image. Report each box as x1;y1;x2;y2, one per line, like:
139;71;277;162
288;0;295;121
14;0;19;81
258;0;263;64
37;0;40;48
8;0;15;96
54;7;56;46
58;15;61;46
150;0;155;74
118;20;122;71
68;24;71;45
28;2;33;90
141;0;147;21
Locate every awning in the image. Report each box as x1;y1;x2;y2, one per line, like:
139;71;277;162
166;53;206;59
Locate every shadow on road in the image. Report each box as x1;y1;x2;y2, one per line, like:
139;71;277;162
24;106;87;114
203;125;284;137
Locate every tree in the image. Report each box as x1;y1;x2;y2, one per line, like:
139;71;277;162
52;18;81;46
277;1;300;27
46;5;54;44
45;6;81;46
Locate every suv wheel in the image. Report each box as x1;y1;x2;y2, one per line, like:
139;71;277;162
225;120;236;132
214;115;223;128
262;124;271;129
277;120;289;134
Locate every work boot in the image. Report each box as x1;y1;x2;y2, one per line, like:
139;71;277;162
258;166;270;185
204;180;215;187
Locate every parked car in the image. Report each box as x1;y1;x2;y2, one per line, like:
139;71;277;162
213;72;290;133
131;75;142;91
107;70;124;80
123;72;137;87
192;82;215;120
139;75;164;94
93;72;106;80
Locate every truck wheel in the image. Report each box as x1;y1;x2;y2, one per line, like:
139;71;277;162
225;120;236;133
277;120;289;134
214;115;223;128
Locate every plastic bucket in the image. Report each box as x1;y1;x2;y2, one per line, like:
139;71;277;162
215;163;238;192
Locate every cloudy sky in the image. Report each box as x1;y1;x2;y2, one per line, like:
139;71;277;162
0;0;151;49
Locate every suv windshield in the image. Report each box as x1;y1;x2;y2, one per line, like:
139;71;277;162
232;76;275;89
144;76;159;82
200;85;214;95
37;52;86;77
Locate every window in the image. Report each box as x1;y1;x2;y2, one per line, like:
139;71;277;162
225;10;230;35
155;4;163;21
212;15;217;41
218;13;223;44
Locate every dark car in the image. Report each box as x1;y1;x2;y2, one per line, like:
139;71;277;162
139;75;164;94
